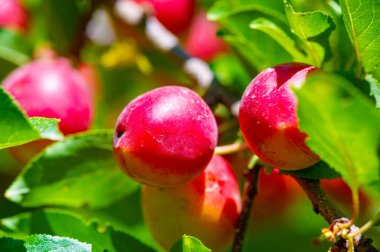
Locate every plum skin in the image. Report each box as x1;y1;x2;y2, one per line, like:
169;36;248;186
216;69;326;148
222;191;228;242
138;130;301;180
113;86;218;187
239;63;320;170
3;58;93;135
184;11;228;62
135;0;195;35
251;168;302;221
3;58;93;163
141;155;241;251
0;0;28;31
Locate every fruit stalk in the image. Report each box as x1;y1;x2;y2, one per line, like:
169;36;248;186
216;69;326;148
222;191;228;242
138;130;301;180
214;142;248;155
232;165;261;252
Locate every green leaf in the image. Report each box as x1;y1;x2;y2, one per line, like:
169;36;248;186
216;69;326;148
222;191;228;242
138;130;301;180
366;178;380;201
339;0;380;75
5;130;139;208
208;0;287;23
0;87;63;149
282;161;341;180
0;29;31;66
284;0;336;66
211;54;251;95
28;118;64;142
0;209;155;252
73;188;163;251
170;235;211;252
221;34;271;71
294;71;380;195
208;0;292;71
371;211;380;226
249;17;307;62
0;237;26;252
25;234;91;252
366;74;380;109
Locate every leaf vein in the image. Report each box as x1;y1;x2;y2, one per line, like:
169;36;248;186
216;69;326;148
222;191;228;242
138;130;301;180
361;30;380;52
356;4;375;39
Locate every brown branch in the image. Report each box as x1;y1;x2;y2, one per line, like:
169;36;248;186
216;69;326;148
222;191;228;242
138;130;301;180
293;177;344;223
232;165;261;252
293;177;379;252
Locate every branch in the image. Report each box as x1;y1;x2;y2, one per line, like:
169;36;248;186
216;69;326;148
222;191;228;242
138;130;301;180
293;177;344;223
232;165;261;252
293;177;379;252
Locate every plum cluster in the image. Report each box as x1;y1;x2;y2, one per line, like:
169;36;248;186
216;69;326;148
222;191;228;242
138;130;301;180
112;62;321;250
0;1;342;251
113;86;242;251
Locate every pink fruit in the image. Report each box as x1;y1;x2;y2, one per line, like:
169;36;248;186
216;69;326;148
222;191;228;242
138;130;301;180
77;62;101;101
113;86;218;187
184;11;227;62
239;63;320;170
251;168;301;220
0;0;28;31
142;155;241;251
4;58;93;164
3;58;93;135
135;0;195;35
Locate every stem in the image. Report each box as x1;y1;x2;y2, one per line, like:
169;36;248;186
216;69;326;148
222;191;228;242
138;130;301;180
348;211;380;238
214;142;248;155
232;165;261;252
351;189;360;223
348;237;355;252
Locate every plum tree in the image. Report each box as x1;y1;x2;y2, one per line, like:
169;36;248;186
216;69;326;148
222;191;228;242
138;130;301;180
134;0;195;35
3;58;93;162
0;0;28;31
183;11;227;62
113;86;217;187
141;155;241;251
239;63;320;170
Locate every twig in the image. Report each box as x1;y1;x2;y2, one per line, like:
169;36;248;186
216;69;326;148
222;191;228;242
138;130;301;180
232;165;261;252
293;177;344;223
293;177;379;252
